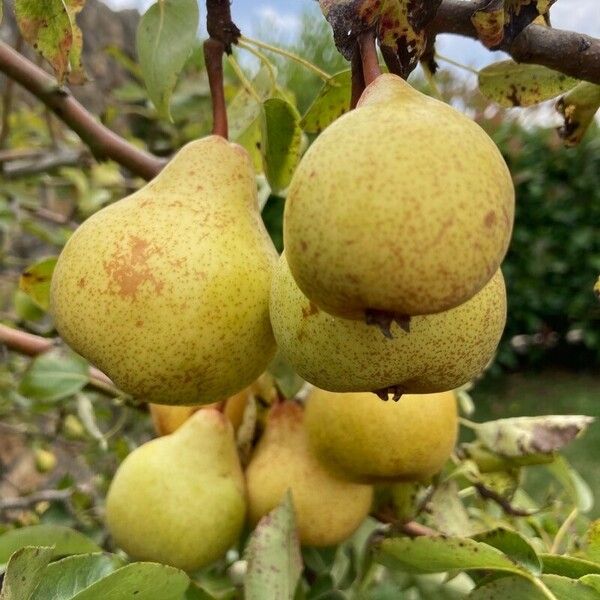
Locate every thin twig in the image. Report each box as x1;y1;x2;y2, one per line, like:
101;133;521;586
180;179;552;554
0;42;165;180
351;44;365;109
0;324;117;393
0;485;92;511
474;482;538;517
237;41;278;92
227;55;262;103
240;35;333;82
550;507;579;554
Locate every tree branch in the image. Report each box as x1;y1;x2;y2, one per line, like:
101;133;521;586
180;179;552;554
432;0;600;85
206;0;241;52
0;42;166;180
0;324;117;393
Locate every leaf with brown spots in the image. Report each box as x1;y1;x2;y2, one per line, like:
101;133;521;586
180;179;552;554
301;69;351;134
244;492;302;600
475;415;594;458
14;0;87;84
375;534;527;575
556;82;600;147
478;60;578;108
471;0;557;50
19;256;57;311
319;0;441;78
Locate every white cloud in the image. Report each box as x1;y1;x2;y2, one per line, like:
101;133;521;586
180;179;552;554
253;6;302;37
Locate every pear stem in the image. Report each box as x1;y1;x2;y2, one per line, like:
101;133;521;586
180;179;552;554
358;30;382;87
350;45;366;109
204;38;229;139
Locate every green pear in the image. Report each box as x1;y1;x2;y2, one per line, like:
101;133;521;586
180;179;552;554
284;73;514;319
105;409;246;571
305;389;458;483
270;254;506;395
51;136;278;405
245;401;373;547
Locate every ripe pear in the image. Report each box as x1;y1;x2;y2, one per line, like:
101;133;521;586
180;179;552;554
105;409;246;571
305;389;457;483
270;254;506;395
246;401;373;547
51;136;278;405
150;403;201;436
284;73;514;319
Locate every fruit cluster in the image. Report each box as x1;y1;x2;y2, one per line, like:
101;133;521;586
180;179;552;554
49;73;514;571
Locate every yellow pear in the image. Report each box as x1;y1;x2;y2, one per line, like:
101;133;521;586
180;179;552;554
106;409;246;571
284;73;514;319
51;136;277;405
305;389;457;483
270;254;506;395
150;403;202;436
245;401;373;547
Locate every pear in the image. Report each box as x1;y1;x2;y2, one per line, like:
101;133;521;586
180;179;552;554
284;73;514;319
150;403;201;436
305;389;457;483
270;254;506;395
51;136;278;405
105;409;246;571
245;401;373;547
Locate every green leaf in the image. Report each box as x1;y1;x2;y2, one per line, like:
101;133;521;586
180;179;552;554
228;66;275;173
556;82;600;146
136;0;200;120
30;553;124;599
14;0;86;84
69;562;189;600
301;69;351;134
546;455;594;513
543;574;600;599
540;554;600;578
375;535;524;575
0;546;54;600
18;349;90;403
475;415;594;457
261;97;302;194
424;480;473;536
472;528;541;574
469;575;546;599
244;491;303;600
0;526;100;568
585;521;600;563
478;60;578;108
582;574;600;593
19;257;57;311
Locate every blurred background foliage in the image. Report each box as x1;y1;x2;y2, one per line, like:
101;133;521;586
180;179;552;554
0;6;598;537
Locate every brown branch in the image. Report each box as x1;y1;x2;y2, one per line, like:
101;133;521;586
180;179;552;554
3;147;90;179
0;42;166;180
431;0;600;85
204;39;228;138
0;324;117;393
474;482;539;517
359;30;382;86
351;44;366;109
206;0;241;52
400;521;439;537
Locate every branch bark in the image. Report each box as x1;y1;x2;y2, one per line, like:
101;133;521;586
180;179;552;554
0;324;116;393
206;0;241;52
0;42;166;180
432;0;600;85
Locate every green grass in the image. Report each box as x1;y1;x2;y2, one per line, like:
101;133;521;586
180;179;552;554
470;370;600;516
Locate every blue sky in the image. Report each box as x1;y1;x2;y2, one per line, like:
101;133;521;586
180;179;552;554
103;0;599;71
